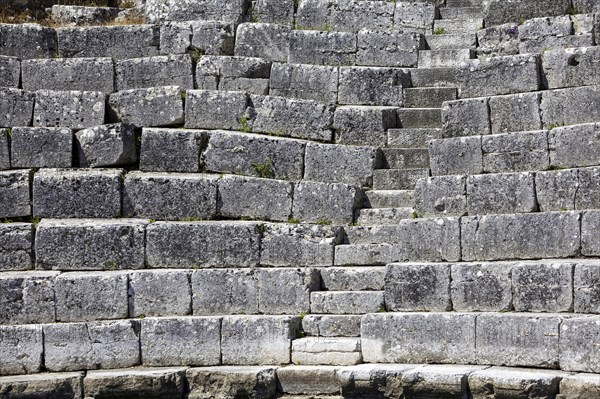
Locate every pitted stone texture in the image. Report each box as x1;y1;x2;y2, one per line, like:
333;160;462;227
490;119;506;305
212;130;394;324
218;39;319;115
320;267;385;291
574;260;600;314
34;90;105;129
512;260;574;312
582;211;600;256
557;373;600;398
356;31;423;68
489;92;542;134
84;368;186;399
188;366;277;399
477;23;520;58
334;243;397;266
0;56;19;88
293;181;363;225
261;223;342;267
0;170;32;218
129;270;191;317
196;55;271;93
394;1;436;33
311;291;384;314
33;168;122;218
191;21;236;56
21;58;114;94
218;175;293;222
235;23;289;62
461;212;581;261
414;175;467;216
430;136;483;176
542;46;600;89
44;320;140;372
192;269;259;315
146;221;261;268
469;367;568;399
549;123;600;169
0;372;84;399
442;98;490;138
141;317;221;367
575;167;600;211
401;364;490;399
303;315;362;337
123;172;218;221
361;313;476;364
334;106;397;146
116;55;193;91
51;5;119;26
482;131;549;173
0;325;43;375
518;16;592;54
298;0;394;32
258;268;320;314
0;223;33;271
0;23;57;59
466;172;537;214
54;271;129;322
57;25;159;58
396;217;461;262
221;316;300;365
0;88;34;127
35;219;146;271
337;364;414;398
289;30;357;66
204;130;304;180
108;86;184;128
145;0;246;23
483;0;571;26
76;123;137;168
0;128;8;170
270;63;339;103
157;22;191;55
0;271;57;325
277;365;340;395
385;263;451;311
251;0;294;26
185;90;248;131
292;337;362;366
541;85;600;129
140;128;206;173
560;316;600;373
451;262;513;312
338;67;409;106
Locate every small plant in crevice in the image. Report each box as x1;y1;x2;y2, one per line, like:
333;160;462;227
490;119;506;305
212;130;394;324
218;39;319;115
257;223;267;235
433;27;447;35
191;48;204;64
240;115;252;133
411;210;420;219
182;216;201;222
106;260;118;271
315;218;332;225
288;217;301;224
251;158;274;178
377;305;387;313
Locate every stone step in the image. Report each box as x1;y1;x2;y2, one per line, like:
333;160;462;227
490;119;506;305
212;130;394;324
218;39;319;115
419;49;475;68
319;267;386;291
409;67;458;88
363;189;415;208
381;148;430;169
292;337;362;366
310;291;385;314
344;225;400;245
445;0;485;7
388;127;442;148
373;168;430;190
355;207;415;226
403;87;458;108
397;108;442;128
302;315;363;337
433;19;484;35
438;6;484;19
425;33;477;50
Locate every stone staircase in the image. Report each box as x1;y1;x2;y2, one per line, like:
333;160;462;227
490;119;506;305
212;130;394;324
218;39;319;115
1;0;600;398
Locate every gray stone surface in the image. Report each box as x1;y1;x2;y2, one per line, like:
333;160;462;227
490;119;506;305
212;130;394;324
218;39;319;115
396;217;461;262
542;46;600;89
557;372;600;398
476;23;520;58
145;0;246;23
401;364;490;399
0;170;31;218
311;291;384;314
277;365;340;395
549;123;600;169
334;243;397;266
289;30;357;66
84;367;186;399
21;57;114;94
292;181;363;225
575;167;600;210
467;172;537;214
469;367;567;399
519;19;593;54
44;320;140;372
33;168;122;218
410;67;457;88
541;85;600;129
582;211;600;256
489;92;542;134
186;366;277;399
451;262;513;312
0;23;57;59
34;89;105;129
146;221;261;268
221;315;300;365
303;315;362;337
185;90;248;131
141;317;221;367
338;364;414;398
476;313;561;368
574;260;600;314
269;63;339;103
356;30;423;67
196;55;272;94
536;169;579;213
116;54;193;91
108;86;184;128
258;268;319;314
415;175;467;216
292;337;362;365
560;316;600;372
235;23;289;62
482;131;549;173
394;1;436;33
512;260;574;312
0;372;84;399
251;0;294;26
0;88;35;127
123;172;218;220
35;219;146;271
76;123;137;168
190;20;236;56
0;325;43;375
442;98;490;138
429;136;483;176
0;128;8;170
51;4;119;26
334;106;397;146
0;271;57;325
0;223;33;271
483;0;571;26
385;263;451;311
462;212;581;261
192;269;259;315
338;67;409;106
320;267;385;291
140;128;206;173
129;270;191;317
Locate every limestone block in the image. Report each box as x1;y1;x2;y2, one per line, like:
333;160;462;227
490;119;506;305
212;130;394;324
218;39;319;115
0;170;31;218
541;85;600;129
356;30;423;67
572;0;600;12
303;315;362;337
469;367;567;399
0;372;84;399
489;92;542;134
361;313;476;364
0;56;19;88
76;123;137;168
158;22;191;55
333;105;397;146
429;136;483;176
414;175;467;216
461;212;581;261
396;217;461;262
191;269;259;315
123;172;218;220
44;320;140;372
251;0;294;26
320;267;385;291
51;5;119;26
269;62;339;103
129;270;191;317
184;89;247;130
476;23;520;58
329;0;395;32
289;30;357;66
394;1;437;33
292;181;363;225
576;167;600;210
191;21;236;56
557;373;600;399
574;260;600;314
483;0;571;26
108;86;184;128
560;316;600;372
292;337;362;366
295;0;330;30
0;223;33;271
311;291;384;314
385;263;451;311
33;168;122;218
141;316;221;367
0;271;57;325
337;364;414;398
0;88;35;127
0;23;57;59
140;128;206;173
57;25;159;58
145;0;246;24
535;169;579;212
221;315;300;365
11;126;72;168
35;219;146;271
235;23;289;62
116;54;193;91
512;260;575;312
334;243;398;266
196;55;271;94
186;366;277;399
260;223;343;267
542;46;600;89
549;122;600;169
467;172;537;214
146;221;261;268
0;325;43;375
0;128;8;170
338;67;409;106
482;131;549;173
582;211;600;256
278;365;340;395
34;89;105;129
258;268;319;314
402;365;490;399
84;368;186;399
442;97;490;138
451;262;513;312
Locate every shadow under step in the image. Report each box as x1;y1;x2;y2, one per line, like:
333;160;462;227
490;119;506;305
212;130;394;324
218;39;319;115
364;189;415;208
388;127;442;148
381;147;430;169
397;108;442;128
403;87;458;108
373;168;430;190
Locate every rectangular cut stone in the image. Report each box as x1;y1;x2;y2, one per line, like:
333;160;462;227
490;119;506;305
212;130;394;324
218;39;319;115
320;267;385;291
395;1;436;33
338;364;415;398
549;123;600;169
484;0;571;26
489;92;542;134
292;181;363;225
429;136;483;176
191;20;236;56
258;268;319;314
21;58;114;94
334;243;397;266
344;225;400;245
186;366;277;399
145;0;246;23
574;260;600;313
442;98;490;138
482;131;549;173
414;175;467;217
560;316;600;372
234;23;289;62
278;365;340;395
330;0;395;32
396;217;461;262
54;272;129;322
582;211;600;256
398;108;442;128
221;316;300;365
303;315;362;337
76;123;138;168
541;85;600;129
338;67;409;106
187;90;245;130
140;128;206;173
543;46;600;89
461;212;581;261
116;54;193;91
146;221;261;268
192;269;259;315
10;127;72;168
196;55;272;94
0;372;84;399
0;170;31;218
123;172;218;220
0;88;34;127
129;270;191;317
141;317;221;367
451;262;513;312
289;30;357;66
558;373;600;399
311;291;384;314
466;172;537;214
0;23;56;59
44;321;139;372
0;271;57;325
373;168;429;190
261;223;342;267
576;167;600;210
0;325;43;375
401;364;490;399
252;0;294;26
469;367;568;399
0;56;19;88
108;86;184;128
410;67;457;87
57;25;159;58
361;313;476;364
33;169;122;218
34;90;105;129
292;337;362;365
535;168;578;212
385;263;451;311
84;368;186;399
0;223;33;271
204;130;304;180
512;260;574;312
269;63;339;103
476;23;520;59
0;128;8;170
334;106;398;146
356;30;423;67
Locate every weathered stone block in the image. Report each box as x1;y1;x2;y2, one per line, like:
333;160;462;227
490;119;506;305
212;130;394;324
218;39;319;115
51;4;119;26
582;211;600;256
0;325;43;375
186;366;277;399
476;23;520;58
541;85;600;129
10;127;72;168
303;315;362;337
140;128;206;173
429;136;483;176
141;317;221;367
196;55;271;94
542;46;600;89
123;172;218;220
401;364;490;399
451;262;513;312
76;123;137;168
311;291;384;314
34;89;105;129
394;1;436;33
108;86;184;128
467;172;537;214
84;368;186;399
536;168;582;212
184;90;247;131
190;21;236;56
396;217;461;262
0;170;31;218
0;128;8;170
338;67;409;106
519;19;593;54
292;337;362;366
258;268;319;314
574;260;600;314
483;0;571;26
116;54;193;91
559;316;600;372
235;23;289;62
0;23;57;59
292;181;363;225
0;56;19;88
442;98;490;138
334;243;397;266
0;88;34;127
337;364;414;398
414;175;467;216
469;367;567;399
251;0;294;26
356;30;423;68
145;0;246;24
269;63;338;103
0;223;33;271
158;21;191;55
0;271;57;325
482;130;549;173
289;30;357;66
44;320;140;372
549;123;600;169
334;105;397;146
35;219;146;271
129;270;191;317
278;365;340;395
575;167;600;210
146;221;261;268
33;168;122;218
489;92;542;134
332;0;395;32
385;263;451;311
513;260;574;312
0;372;84;399
192;269;259;315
